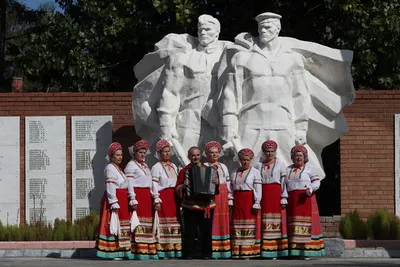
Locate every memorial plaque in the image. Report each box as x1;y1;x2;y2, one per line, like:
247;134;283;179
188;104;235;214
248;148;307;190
0;117;20;224
71;116;112;220
0;204;21;225
26;203;66;225
395;114;400;217
0;117;19;146
25;117;66;224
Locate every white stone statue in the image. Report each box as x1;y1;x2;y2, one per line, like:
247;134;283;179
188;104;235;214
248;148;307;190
133;12;355;178
133;14;232;168
215;12;355;178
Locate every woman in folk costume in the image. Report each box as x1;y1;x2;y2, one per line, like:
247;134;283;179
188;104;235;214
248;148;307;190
203;141;231;259
254;140;289;259
96;142;134;259
282;145;325;259
150;140;182;259
229;148;262;259
124;140;158;260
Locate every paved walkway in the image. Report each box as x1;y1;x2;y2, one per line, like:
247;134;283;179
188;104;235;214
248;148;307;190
1;258;400;267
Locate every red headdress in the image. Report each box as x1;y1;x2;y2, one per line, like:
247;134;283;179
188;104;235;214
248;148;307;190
108;142;122;157
291;145;308;158
262;140;278;151
203;141;222;157
156;139;170;153
238;148;254;160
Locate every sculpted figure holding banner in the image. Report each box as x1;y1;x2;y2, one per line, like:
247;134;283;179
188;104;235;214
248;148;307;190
217;12;355;177
133;15;231;168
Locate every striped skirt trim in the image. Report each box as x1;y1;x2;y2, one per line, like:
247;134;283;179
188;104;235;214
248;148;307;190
287;192;325;257
211;184;231;259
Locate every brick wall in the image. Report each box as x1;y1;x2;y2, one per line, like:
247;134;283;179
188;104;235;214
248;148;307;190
341;90;400;219
0;92;136;223
320;216;341;238
1;90;398;233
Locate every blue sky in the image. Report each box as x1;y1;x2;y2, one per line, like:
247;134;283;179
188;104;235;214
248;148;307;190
20;0;59;10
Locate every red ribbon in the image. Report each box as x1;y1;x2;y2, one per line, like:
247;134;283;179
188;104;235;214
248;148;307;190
294;165;303;174
204;205;211;218
264;159;275;170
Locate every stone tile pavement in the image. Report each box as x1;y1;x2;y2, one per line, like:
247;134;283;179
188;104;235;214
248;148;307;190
1;239;400;259
1;258;400;267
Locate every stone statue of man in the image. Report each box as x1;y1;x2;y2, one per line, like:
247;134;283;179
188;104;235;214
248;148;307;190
217;12;355;177
132;15;231;167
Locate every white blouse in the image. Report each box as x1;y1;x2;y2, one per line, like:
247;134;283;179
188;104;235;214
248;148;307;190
229;167;262;207
282;163;321;198
204;162;230;185
151;161;178;192
104;163;128;204
254;159;287;185
125;160;159;203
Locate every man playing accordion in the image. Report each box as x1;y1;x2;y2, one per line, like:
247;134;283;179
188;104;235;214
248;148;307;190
176;146;219;260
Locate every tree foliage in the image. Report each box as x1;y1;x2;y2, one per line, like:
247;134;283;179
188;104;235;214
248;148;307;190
0;0;42;91
4;0;400;91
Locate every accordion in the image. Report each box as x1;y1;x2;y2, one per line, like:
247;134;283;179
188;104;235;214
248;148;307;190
187;165;218;197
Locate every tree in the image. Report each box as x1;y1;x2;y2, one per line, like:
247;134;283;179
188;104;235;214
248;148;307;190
8;0;400;91
1;0;42;91
322;0;400;90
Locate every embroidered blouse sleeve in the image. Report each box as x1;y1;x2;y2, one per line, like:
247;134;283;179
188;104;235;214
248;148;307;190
223;164;232;194
253;162;262;171
228;172;235;205
124;162;137;201
309;165;321;192
279;161;287;183
104;165;118;204
151;163;162;204
252;168;262;208
280;162;288;199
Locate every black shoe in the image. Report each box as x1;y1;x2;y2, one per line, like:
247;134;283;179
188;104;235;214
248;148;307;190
183;256;193;260
202;256;210;260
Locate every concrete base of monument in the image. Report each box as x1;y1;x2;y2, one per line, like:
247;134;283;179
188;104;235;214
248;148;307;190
0;239;399;258
0;241;96;258
340;239;400;258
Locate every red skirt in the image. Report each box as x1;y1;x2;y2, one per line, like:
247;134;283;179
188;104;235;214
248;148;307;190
231;190;261;258
211;184;231;258
156;188;182;258
96;189;131;258
287;190;311;243
261;184;288;257
287;191;325;257
131;187;158;260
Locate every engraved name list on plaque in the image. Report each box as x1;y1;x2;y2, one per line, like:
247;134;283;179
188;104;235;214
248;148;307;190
25;116;67;224
0;117;20;225
72;116;112;221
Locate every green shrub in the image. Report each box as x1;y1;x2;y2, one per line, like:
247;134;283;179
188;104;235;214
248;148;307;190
21;225;36;241
339;210;368;239
0;213;99;241
0;221;4;241
389;216;400;240
53;218;68;241
368;209;400;240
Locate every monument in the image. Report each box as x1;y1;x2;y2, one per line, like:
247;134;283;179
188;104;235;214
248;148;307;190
133;15;232;167
133;12;355;177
